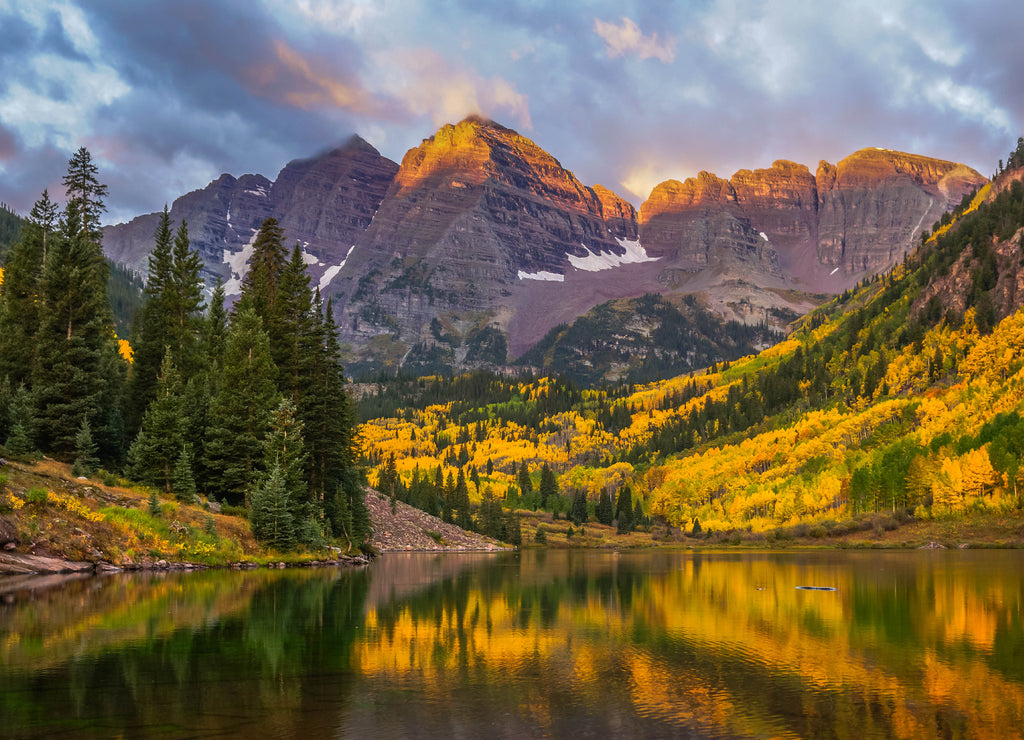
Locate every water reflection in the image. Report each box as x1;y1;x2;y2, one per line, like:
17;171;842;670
2;550;1023;739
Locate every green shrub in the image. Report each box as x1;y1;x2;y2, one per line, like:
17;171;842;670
26;487;48;507
221;503;248;518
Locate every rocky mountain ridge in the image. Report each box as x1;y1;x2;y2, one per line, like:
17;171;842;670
102;117;985;377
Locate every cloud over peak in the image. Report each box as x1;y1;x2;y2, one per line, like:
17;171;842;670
593;16;675;63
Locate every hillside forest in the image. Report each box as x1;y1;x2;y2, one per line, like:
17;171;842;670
360;138;1024;544
0;149;368;553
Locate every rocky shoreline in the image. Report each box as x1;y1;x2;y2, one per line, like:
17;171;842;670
0;486;508;579
0;548;372;577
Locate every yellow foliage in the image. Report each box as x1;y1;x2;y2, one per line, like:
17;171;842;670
117;338;133;364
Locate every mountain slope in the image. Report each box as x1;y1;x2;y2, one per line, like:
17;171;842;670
102;136;398;292
358;144;1024;536
102;118;985;379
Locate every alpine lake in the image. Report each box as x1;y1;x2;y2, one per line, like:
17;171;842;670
2;549;1023;739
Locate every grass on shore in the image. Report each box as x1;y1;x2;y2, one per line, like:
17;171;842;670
515;506;1024;550
0;458;340;567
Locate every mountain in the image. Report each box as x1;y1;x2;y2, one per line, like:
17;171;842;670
358;143;1024;541
102;136;399;292
102;117;985;378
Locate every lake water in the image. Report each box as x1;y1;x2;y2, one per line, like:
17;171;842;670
2;549;1023;739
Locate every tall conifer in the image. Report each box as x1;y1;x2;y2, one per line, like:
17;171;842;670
0;192;53;385
127;354;185;492
125;206;173;436
203;306;279;505
32;196;116;457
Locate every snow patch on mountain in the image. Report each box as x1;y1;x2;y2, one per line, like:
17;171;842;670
221;231;260;296
517;269;564;282
566;237;659;272
300;244;320;266
319;245;356;291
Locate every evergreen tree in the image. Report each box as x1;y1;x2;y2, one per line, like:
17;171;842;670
596;488;614;526
94;338;127;468
0;192;55;385
203;306;279;505
249;462;295;551
29;188;58;264
172;442;197;503
166;219;204;375
539;463;558;509
73;418;99;476
455;468;472;530
126;208;203;437
504;511;522;547
534;524;547;544
262;398;309;516
632;499;644;530
4;383;35;455
615;485;634;534
32;196;118;458
518;461;533;498
274;244;315;401
236;217;288;365
201;278;228;369
304;297;366;544
128;355;185;492
571;488;589;525
61;147;108;241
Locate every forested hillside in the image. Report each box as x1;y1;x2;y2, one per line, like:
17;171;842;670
360;138;1024;541
0;150;367;556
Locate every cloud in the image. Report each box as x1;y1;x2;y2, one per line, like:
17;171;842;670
382;48;532;130
0;123;17;161
243;39;401;119
593;16;675;63
923;78;1014;134
1;0;1021;229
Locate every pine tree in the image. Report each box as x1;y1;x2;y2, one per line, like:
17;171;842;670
518;461;533;498
32;196;118;458
539;463;558;509
571;488;589;525
201;278;228;369
504;511;522;547
455;468;472;530
172;442;197;503
632;499;644;530
4;383;35;455
304;297;366;543
236;217;287;363
129;355;185;492
249;462;295;550
274;244;315;401
166;219;204;375
203;306;279;505
29;189;58;264
61;147;108;241
125;207;176;436
73;418;99;476
0;192;52;385
615;485;634;534
596;488;614;525
262;398;308;515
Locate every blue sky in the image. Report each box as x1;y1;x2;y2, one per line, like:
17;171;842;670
1;0;1021;224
